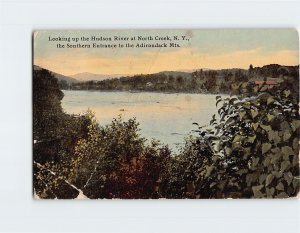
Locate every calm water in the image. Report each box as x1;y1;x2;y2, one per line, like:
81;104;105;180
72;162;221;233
62;90;222;152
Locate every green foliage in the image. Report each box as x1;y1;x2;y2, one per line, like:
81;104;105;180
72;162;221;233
69;65;299;96
33;69;91;198
71;70;224;93
33;65;299;199
159;136;215;198
68;113;171;199
159;77;299;198
33;69;171;199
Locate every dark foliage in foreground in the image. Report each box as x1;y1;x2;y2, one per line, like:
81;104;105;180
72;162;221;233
33;69;171;199
33;66;299;199
33;69;90;198
159;76;299;198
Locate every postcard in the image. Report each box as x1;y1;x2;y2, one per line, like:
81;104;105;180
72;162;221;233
33;29;299;199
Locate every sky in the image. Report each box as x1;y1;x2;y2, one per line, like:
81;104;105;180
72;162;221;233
34;29;299;76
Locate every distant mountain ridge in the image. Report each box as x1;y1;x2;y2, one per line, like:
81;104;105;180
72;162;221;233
34;65;79;83
33;65;198;83
68;64;298;93
69;72;127;82
34;64;298;86
69;71;196;81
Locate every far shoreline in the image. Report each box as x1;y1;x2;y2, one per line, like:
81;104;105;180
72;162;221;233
61;89;231;96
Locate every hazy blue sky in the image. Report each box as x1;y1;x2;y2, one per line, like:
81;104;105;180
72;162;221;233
34;29;299;75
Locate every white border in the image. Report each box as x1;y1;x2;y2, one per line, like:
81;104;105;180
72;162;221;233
0;0;299;232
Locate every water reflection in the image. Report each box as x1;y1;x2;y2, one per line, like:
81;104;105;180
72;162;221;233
62;91;222;151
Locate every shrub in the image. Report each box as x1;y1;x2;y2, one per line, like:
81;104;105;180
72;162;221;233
69;113;171;199
163;78;299;198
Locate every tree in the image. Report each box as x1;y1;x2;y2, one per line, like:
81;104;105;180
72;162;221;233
248;64;254;77
33;69;90;199
159;77;299;198
68;114;172;199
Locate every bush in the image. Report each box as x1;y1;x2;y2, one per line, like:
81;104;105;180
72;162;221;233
33;69;91;198
69;113;171;199
160;78;299;198
33;67;299;199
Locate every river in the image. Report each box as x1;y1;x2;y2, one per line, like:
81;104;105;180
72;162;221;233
62;90;222;152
